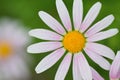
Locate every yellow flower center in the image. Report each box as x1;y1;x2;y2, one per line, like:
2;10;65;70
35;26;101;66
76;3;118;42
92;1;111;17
0;41;12;59
63;31;86;53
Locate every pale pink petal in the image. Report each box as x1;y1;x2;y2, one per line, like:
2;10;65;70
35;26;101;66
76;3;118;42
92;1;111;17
29;29;63;41
87;29;119;42
110;79;119;80
73;0;83;30
84;48;110;70
0;24;28;47
85;15;114;37
1;65;12;79
9;61;21;78
9;56;29;78
77;52;92;80
38;11;66;35
85;43;115;60
80;2;101;32
91;67;104;80
73;54;82;80
110;51;120;79
56;0;72;31
1;55;29;79
55;53;72;80
27;42;62;53
35;48;65;73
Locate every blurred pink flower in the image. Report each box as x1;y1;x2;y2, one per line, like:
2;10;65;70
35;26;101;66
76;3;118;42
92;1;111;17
0;19;30;80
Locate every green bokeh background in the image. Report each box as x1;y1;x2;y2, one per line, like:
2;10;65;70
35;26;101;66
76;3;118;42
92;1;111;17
0;0;120;80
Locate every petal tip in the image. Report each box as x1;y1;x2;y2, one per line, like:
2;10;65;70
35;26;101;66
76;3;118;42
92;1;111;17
116;29;119;33
117;51;120;54
38;11;44;14
116;50;120;58
110;14;115;19
35;67;40;74
27;45;36;53
109;15;115;23
28;29;38;37
95;2;102;9
28;30;33;36
113;28;119;34
27;46;31;53
96;2;102;6
38;11;45;17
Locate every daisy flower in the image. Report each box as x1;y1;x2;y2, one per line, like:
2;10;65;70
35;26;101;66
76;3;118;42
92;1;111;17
110;51;120;80
27;0;118;80
0;19;30;80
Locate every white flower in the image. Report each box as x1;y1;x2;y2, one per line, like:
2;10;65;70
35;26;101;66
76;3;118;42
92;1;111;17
110;51;120;80
0;19;30;80
27;0;118;80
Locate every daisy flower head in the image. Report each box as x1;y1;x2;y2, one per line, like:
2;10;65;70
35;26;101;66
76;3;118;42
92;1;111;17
27;0;118;80
110;51;120;80
0;19;30;80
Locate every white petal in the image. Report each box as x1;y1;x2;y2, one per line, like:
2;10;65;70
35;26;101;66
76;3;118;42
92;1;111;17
110;51;120;79
80;2;102;32
85;43;115;60
73;0;83;30
73;54;82;80
84;48;110;70
56;0;72;31
27;42;62;53
39;11;66;35
35;48;65;73
77;53;92;80
29;29;63;41
91;67;104;80
85;15;114;37
55;53;72;80
87;29;119;42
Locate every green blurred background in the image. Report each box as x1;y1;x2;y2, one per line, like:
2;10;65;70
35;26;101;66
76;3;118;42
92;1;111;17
0;0;120;80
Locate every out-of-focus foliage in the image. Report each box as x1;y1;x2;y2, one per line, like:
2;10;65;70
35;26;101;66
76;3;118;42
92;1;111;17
0;0;120;80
